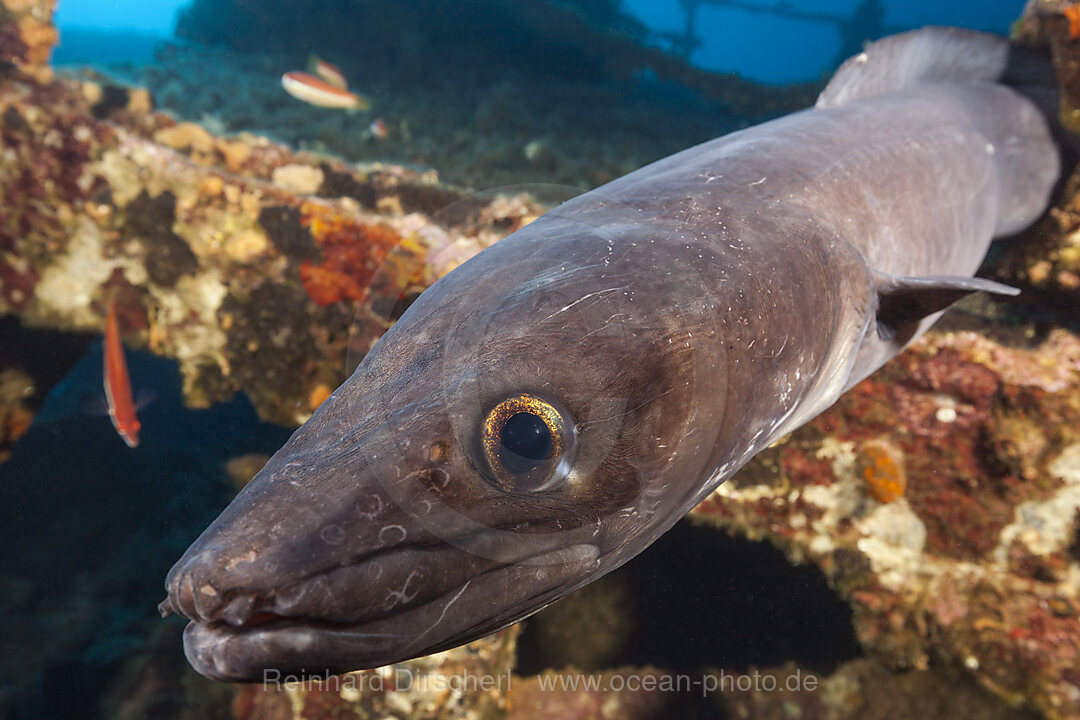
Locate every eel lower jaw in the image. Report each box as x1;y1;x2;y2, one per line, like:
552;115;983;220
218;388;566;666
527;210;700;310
176;542;602;682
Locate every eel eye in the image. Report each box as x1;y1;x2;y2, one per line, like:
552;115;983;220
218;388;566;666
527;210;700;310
481;394;576;493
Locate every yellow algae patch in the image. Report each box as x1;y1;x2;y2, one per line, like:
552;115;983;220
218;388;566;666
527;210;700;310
198;175;225;198
149;271;229;403
154;122;215;154
6;0;42;13
35;218;116;324
376;194;404;216
308;383;334;411
176;205;266;262
93;148;145;207
215;138;252;173
126;88;153;114
94;135;199;208
239;190;263;220
17;13;57;70
223;228;269;263
271;163;325;195
80;80;103;105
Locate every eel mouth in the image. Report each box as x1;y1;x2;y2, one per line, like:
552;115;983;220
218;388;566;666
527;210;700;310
166;543;600;682
160;517;598;628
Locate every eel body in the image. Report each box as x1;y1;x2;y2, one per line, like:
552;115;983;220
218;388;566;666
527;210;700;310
161;28;1059;681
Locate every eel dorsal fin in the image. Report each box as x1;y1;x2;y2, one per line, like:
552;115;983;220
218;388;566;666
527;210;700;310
874;271;1019;341
816;27;1008;109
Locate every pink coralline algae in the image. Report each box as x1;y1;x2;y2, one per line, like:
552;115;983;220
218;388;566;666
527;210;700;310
891;350;1000;440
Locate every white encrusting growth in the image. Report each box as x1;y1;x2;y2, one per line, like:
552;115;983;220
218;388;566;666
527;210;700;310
994;443;1080;566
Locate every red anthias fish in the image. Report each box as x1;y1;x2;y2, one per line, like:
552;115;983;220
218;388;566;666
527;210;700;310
104;298;140;448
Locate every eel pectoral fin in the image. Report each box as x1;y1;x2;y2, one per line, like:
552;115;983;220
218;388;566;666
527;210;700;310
873;271;1019;341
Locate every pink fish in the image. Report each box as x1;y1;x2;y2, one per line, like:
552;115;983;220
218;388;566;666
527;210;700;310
104;297;140;448
309;56;347;90
281;71;370;110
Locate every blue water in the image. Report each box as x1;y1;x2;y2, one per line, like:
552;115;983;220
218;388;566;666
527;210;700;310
54;0;1023;82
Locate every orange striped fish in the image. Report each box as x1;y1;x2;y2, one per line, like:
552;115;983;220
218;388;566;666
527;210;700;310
281;71;370;110
104;298;140;448
308;56;347;90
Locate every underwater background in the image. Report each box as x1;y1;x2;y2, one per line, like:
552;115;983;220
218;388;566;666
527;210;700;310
2;1;1079;719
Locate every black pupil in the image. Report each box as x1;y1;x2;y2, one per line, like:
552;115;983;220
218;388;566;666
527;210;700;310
499;412;552;473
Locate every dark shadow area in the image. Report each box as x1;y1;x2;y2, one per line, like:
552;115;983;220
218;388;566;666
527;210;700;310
618;521;861;672
0;344;292;720
0;314;96;411
517;519;862;717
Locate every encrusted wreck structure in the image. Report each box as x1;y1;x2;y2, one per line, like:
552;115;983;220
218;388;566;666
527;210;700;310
1;0;1079;718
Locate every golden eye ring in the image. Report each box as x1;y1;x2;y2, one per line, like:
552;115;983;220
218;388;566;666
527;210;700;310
480;394;575;493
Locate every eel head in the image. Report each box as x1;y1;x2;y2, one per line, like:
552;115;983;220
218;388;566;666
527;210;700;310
161;211;728;681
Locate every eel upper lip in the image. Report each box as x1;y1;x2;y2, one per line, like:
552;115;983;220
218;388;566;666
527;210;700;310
161;521;595;629
158;588;269;627
179;542;602;682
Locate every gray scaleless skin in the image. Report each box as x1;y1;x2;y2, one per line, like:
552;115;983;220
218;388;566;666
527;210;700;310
160;28;1059;682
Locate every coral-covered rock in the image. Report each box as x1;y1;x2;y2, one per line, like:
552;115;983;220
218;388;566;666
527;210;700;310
1000;1;1080;301
716;658;1040;720
0;0;57;83
0;17;549;424
692;327;1080;719
232;627;519;720
505;666;670;720
0;368;34;463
